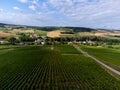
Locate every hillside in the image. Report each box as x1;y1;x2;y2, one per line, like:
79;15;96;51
0;22;120;40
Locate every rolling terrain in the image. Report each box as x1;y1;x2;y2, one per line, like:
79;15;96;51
0;23;120;89
0;45;120;89
0;23;120;39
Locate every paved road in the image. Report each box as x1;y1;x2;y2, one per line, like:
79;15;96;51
73;45;120;76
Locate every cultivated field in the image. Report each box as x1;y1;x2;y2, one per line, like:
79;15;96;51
0;31;14;38
78;31;120;37
0;29;35;38
0;45;120;89
47;30;74;38
11;29;34;33
80;45;120;70
47;30;61;38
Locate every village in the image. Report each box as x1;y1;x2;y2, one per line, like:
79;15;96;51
0;27;119;47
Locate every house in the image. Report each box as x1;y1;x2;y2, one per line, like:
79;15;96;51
0;40;9;45
41;41;45;45
68;42;72;45
87;40;95;45
0;40;4;44
19;42;25;45
35;39;41;44
83;41;86;44
35;38;45;45
30;34;40;39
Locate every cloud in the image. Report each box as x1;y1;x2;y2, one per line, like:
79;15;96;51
0;8;4;12
29;5;36;10
1;0;120;29
13;6;20;10
32;0;39;4
37;0;120;28
18;0;28;3
0;12;40;25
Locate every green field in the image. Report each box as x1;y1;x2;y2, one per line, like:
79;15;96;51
55;44;80;54
112;45;120;49
80;45;120;68
34;30;47;36
0;45;120;89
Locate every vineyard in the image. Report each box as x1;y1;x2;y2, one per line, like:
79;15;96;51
0;45;120;89
80;45;120;67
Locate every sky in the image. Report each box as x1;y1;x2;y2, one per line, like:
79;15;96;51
0;0;120;29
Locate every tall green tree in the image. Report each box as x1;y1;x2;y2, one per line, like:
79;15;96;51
8;37;16;45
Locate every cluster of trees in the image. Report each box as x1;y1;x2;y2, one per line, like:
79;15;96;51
46;36;120;45
4;33;35;45
18;33;34;42
64;27;95;32
1;33;120;45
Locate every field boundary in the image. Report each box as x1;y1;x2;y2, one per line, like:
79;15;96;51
73;45;120;79
62;54;80;55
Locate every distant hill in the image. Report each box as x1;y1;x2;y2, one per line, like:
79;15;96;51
27;26;97;32
0;23;120;39
0;23;97;32
0;23;26;29
64;27;96;32
0;23;7;27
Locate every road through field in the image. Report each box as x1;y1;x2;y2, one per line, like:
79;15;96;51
73;45;120;76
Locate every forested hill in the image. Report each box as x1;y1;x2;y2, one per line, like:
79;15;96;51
64;27;96;32
0;23;96;32
0;23;7;27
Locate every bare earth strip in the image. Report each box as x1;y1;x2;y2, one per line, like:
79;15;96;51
12;29;34;33
0;31;14;37
73;45;120;78
47;30;61;38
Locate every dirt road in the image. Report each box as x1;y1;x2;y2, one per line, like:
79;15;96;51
73;45;120;76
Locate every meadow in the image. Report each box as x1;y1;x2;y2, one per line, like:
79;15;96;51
0;45;120;89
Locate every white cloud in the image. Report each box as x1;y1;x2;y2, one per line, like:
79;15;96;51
1;0;120;29
18;0;28;3
13;6;20;10
39;0;120;28
29;5;36;10
0;12;41;25
42;2;48;9
32;0;39;4
0;8;4;12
